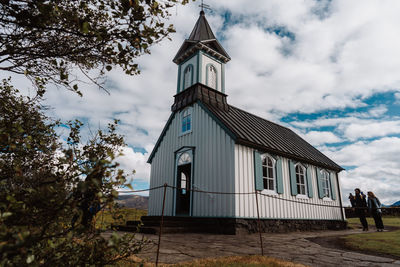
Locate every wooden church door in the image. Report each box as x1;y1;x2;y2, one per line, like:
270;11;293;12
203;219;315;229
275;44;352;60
175;151;192;216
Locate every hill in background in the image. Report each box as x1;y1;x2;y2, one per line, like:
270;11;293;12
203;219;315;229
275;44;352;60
391;200;400;207
117;194;148;210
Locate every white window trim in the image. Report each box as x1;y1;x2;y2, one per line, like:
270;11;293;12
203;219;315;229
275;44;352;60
294;163;308;197
261;154;276;192
296;194;309;200
320;169;331;199
261;189;278;196
183;64;193;90
323;197;333;201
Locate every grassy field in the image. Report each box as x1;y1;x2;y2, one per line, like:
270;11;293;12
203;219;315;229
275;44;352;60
95;208;147;230
117;255;306;267
344;216;400;257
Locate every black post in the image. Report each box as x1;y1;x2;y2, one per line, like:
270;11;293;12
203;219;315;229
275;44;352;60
255;190;264;256
156;183;168;267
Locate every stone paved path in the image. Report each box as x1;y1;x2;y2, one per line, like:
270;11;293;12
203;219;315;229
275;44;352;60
129;229;400;267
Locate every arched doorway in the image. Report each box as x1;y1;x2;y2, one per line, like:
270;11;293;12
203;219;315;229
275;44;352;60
176;151;192;215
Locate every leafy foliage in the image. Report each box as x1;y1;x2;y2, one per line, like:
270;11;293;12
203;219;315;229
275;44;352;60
0;0;193;265
0;0;189;94
0;80;146;266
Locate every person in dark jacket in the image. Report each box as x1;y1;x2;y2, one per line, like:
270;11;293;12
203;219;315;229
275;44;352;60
354;188;368;231
349;193;356;207
367;191;384;232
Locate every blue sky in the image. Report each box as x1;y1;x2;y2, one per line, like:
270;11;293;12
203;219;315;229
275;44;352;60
5;0;400;205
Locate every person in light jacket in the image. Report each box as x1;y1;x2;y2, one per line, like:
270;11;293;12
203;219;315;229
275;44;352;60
367;191;384;232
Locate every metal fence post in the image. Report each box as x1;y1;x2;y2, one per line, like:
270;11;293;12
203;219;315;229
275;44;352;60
156;183;168;267
255;190;264;256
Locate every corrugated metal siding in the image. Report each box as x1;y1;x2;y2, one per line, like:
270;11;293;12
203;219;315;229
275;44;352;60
234;144;342;220
148;103;235;216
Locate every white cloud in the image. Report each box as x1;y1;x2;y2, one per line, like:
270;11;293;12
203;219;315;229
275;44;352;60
323;137;400;205
117;147;151;183
301;131;342;145
395;92;400;104
343;120;400;140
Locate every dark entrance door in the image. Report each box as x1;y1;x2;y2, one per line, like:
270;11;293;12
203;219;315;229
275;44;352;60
176;163;191;215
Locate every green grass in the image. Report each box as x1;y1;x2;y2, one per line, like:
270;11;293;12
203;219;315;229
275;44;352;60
344;216;400;257
346;216;400;229
95;208;147;230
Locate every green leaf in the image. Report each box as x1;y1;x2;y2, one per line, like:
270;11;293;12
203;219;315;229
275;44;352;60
82;22;89;34
1;212;12;218
26;255;35;264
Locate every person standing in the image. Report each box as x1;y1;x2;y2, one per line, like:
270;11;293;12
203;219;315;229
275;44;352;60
354;188;368;231
349;193;355;207
367;191;384;232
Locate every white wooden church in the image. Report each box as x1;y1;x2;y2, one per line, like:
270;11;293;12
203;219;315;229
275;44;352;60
146;11;346;233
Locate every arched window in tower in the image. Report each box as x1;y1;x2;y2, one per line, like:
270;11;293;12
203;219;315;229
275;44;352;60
183;65;193;89
207;64;217;90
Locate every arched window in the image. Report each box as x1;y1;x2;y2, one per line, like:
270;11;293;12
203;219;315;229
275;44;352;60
177;152;191;195
295;164;307;195
183;65;193;89
321;170;331;198
262;155;275;191
181;108;192;134
178;152;192;165
206;64;217;90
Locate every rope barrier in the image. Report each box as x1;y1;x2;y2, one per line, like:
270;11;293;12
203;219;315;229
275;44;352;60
119;185;165;193
121;184;376;210
166;184;255;195
165;184;344;209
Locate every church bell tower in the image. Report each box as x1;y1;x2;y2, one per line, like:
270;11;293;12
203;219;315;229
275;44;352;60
173;10;231;94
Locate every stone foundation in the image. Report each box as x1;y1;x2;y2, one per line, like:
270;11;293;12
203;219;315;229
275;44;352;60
127;216;347;235
235;218;347;234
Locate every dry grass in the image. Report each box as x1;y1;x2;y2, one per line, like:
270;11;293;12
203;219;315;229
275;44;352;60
95;208;147;230
116;255;307;267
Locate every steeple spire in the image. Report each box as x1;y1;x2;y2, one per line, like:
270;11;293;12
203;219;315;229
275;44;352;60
188;10;216;41
172;11;230;64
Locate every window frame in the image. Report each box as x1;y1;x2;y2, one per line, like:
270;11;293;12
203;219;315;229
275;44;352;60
180;107;192;136
295;163;308;197
183;64;194;90
320;169;332;199
206;63;218;90
261;154;277;194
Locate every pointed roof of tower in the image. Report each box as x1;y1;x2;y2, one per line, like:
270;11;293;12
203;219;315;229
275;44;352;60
188;10;216;41
173;11;230;64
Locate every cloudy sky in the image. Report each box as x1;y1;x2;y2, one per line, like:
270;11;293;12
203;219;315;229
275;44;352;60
8;0;400;205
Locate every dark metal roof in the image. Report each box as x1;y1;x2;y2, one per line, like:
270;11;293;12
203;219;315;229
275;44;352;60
188;10;216;41
171;83;228;112
172;11;230;64
202;103;343;171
